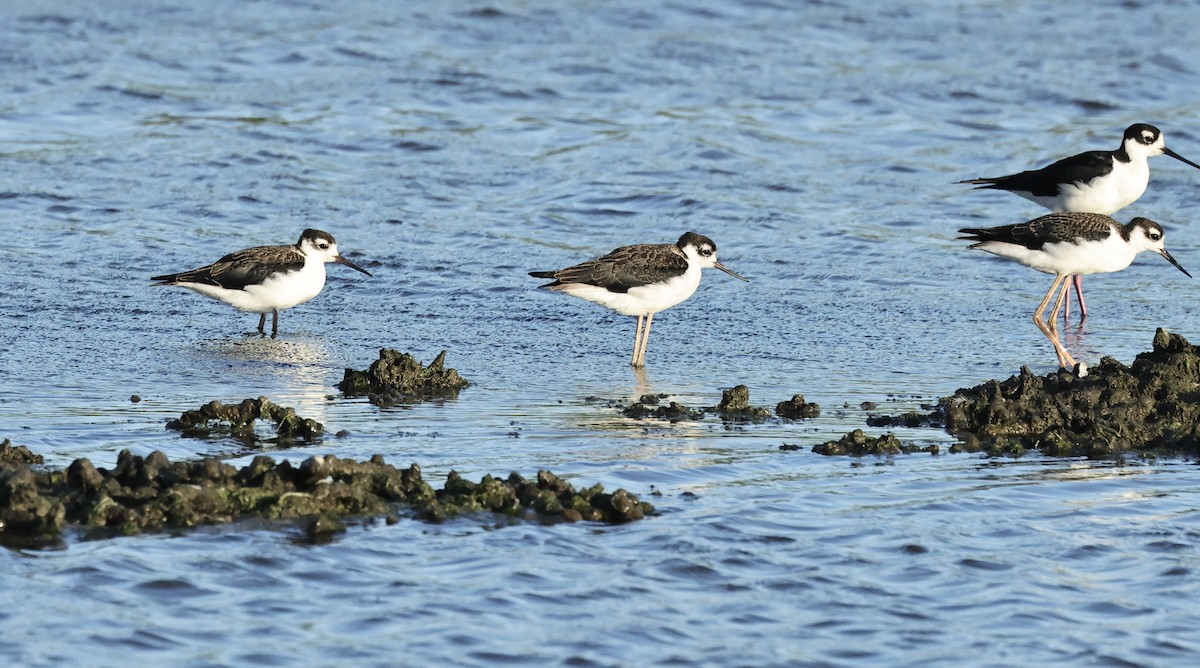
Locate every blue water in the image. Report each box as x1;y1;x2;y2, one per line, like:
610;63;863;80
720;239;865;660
3;0;1200;665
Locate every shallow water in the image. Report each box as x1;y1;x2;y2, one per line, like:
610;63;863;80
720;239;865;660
3;0;1200;665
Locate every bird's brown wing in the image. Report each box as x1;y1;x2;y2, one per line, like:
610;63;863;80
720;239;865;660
152;245;304;289
531;243;687;293
958;213;1114;250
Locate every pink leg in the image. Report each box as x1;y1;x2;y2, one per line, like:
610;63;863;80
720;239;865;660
1073;274;1087;323
1062;275;1087;325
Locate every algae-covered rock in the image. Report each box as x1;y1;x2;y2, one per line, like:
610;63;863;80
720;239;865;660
338;349;469;406
166;396;323;445
866;411;942;428
0;463;66;544
937;333;1190;456
622;400;703;421
875;329;1200;457
621;385;773;422
0;449;654;548
775;394;821;420
709;385;772;422
426;469;652;524
813;429;907;456
0;439;44;465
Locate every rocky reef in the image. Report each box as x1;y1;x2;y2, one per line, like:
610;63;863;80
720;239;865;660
620;385;818;423
853;328;1200;458
0;450;654;549
709;385;772;422
621;394;703;421
775;394;821;420
0;440;43;465
338;349;470;406
936;328;1200;457
811;429;937;456
166;396;323;446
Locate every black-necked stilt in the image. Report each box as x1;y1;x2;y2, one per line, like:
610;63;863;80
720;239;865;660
152;228;371;337
958;212;1190;370
529;231;747;367
960;123;1200;322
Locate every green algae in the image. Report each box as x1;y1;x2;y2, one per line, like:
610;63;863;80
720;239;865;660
775;394;821;420
338;349;470;406
166;396;323;445
812;429;938;456
0;439;43;465
863;328;1200;458
0;450;654;549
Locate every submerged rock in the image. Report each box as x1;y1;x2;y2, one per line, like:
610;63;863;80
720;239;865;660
0;450;654;548
620;385;776;422
812;430;939;456
0;440;43;465
166;397;323;446
426;469;651;524
866;411;942;428
622;400;703;421
775;394;821;420
338;349;469;406
813;429;930;456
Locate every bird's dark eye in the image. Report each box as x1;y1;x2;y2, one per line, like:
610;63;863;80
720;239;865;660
1142;133;1155;143
319;242;330;249
700;247;713;257
1150;232;1161;240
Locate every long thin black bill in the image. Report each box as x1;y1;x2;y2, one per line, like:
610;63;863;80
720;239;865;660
336;255;372;276
1160;249;1192;278
1164;147;1200;171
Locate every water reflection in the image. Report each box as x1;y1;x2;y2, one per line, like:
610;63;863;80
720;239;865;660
631;365;652;399
193;335;336;417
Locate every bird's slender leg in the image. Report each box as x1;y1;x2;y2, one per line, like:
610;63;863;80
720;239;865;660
1062;276;1072;324
641;313;654;367
1049;279;1077;369
1072;274;1087;324
1047;277;1071;340
634;313;654;368
1032;274;1064;342
1032;274;1075;369
271;310;279;338
631;315;645;367
633;316;647;368
1062;275;1087;325
257;313;267;335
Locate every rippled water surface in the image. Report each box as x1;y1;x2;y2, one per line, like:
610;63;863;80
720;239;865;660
3;0;1200;665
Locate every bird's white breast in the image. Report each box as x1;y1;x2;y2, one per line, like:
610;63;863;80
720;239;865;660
978;233;1138;276
179;258;328;313
1053;158;1149;215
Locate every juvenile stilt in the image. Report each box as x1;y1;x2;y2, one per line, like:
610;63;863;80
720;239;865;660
959;212;1190;369
529;232;746;366
151;229;371;336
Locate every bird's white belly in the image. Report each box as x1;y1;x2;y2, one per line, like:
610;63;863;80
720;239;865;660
180;263;328;313
1052;161;1149;215
981;235;1136;276
558;268;702;316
